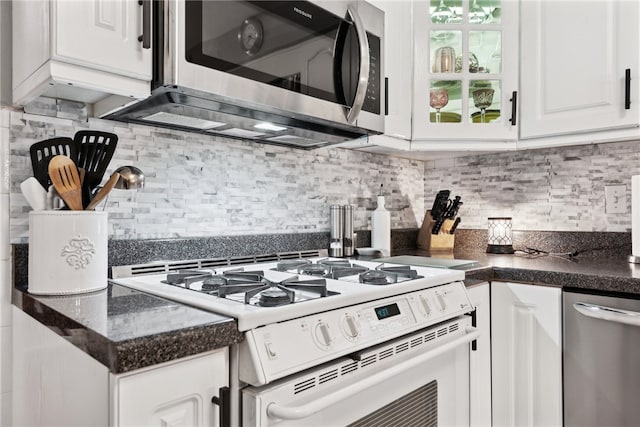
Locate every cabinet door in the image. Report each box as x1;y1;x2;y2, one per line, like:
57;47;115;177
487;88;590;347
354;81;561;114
368;0;414;141
467;283;492;427
53;0;151;80
412;0;519;146
114;349;229;427
520;0;639;140
491;282;562;427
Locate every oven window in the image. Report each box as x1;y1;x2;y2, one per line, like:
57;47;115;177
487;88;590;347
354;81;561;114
185;0;353;105
347;380;438;427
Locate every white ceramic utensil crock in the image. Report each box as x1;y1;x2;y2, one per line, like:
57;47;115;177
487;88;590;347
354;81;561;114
28;211;108;295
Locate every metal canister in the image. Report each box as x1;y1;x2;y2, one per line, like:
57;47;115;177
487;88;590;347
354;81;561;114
343;205;354;257
329;205;344;257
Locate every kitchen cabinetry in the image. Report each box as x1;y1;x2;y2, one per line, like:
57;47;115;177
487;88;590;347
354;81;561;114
412;0;519;145
12;307;229;427
365;0;520;155
12;0;151;110
467;282;491;427
491;282;562;427
519;0;639;144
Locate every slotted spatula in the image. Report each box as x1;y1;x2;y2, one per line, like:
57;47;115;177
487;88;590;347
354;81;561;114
29;137;78;189
48;155;83;211
74;130;118;206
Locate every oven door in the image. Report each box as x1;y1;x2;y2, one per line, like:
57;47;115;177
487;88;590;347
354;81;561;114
170;0;383;132
242;317;477;426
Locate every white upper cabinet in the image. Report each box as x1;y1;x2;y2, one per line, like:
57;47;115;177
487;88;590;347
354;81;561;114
12;0;152;107
519;0;639;142
412;0;519;146
366;0;520;155
368;0;414;142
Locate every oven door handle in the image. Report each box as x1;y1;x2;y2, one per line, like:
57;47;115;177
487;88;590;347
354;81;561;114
266;326;480;421
574;302;640;327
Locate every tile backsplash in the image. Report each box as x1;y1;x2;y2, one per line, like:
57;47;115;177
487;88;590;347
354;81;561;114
425;140;640;232
8;105;425;243
8;100;640;242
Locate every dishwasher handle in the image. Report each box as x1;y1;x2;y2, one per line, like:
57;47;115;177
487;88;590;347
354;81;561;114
266;326;480;421
573;302;640;327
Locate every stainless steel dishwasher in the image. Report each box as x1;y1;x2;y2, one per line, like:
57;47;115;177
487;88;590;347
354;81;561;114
563;288;640;427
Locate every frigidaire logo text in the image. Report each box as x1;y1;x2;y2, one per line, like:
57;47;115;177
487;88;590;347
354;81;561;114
293;6;312;19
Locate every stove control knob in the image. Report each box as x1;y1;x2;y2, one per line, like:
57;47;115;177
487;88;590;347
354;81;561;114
341;314;361;340
314;322;333;349
420;296;432;316
436;292;447;311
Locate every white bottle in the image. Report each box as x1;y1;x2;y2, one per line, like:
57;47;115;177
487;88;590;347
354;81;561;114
371;185;391;256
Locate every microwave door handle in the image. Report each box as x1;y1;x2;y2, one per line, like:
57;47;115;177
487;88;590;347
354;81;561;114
344;5;370;124
574;302;640;327
266;326;480;420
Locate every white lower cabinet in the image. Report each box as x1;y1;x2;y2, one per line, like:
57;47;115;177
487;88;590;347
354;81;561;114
490;281;562;427
12;307;229;427
467;282;492;427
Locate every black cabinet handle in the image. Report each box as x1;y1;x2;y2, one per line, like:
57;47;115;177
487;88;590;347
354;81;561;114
509;91;518;126
211;386;230;427
138;0;151;49
384;77;389;116
625;68;631;110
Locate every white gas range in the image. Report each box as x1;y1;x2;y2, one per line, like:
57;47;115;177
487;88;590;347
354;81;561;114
111;251;478;426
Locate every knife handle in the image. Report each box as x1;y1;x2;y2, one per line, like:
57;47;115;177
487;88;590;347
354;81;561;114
450;217;461;234
432;218;445;235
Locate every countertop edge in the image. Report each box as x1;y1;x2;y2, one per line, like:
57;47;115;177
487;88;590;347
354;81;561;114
12;287;244;374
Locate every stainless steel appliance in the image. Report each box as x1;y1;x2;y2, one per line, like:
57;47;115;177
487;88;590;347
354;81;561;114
112;252;478;426
105;0;384;149
563;288;640;427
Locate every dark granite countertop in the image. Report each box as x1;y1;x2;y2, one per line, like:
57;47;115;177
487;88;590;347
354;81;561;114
12;283;243;374
385;248;640;295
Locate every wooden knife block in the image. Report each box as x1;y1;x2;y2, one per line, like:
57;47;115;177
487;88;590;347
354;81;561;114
417;210;455;254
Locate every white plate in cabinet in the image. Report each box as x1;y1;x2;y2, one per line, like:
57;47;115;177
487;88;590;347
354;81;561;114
12;0;152;107
519;0;639;141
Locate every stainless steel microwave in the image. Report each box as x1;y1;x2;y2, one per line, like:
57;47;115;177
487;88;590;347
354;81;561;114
106;0;385;149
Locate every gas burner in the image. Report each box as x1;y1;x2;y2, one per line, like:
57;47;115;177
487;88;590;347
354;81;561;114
358;265;424;285
214;276;337;306
274;259;312;272
297;264;330;276
359;270;395;285
201;275;227;292
258;289;295;307
317;259;352;268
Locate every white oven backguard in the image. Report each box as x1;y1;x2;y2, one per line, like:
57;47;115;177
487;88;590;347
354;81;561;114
242;316;476;427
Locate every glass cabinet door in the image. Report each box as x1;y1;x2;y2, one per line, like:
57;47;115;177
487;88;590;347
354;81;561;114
413;0;518;142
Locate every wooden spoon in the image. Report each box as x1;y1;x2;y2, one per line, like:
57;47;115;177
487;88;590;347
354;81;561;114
86;172;120;211
48;155;83;210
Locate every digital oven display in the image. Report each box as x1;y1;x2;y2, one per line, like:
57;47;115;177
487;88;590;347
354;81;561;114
374;303;401;320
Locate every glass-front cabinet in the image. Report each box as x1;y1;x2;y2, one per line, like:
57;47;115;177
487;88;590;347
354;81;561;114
412;0;518;143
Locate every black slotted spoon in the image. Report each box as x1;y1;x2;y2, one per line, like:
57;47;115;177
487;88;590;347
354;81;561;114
74;130;118;206
29;137;78;189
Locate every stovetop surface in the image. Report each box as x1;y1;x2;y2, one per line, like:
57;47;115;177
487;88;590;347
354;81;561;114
111;258;464;331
